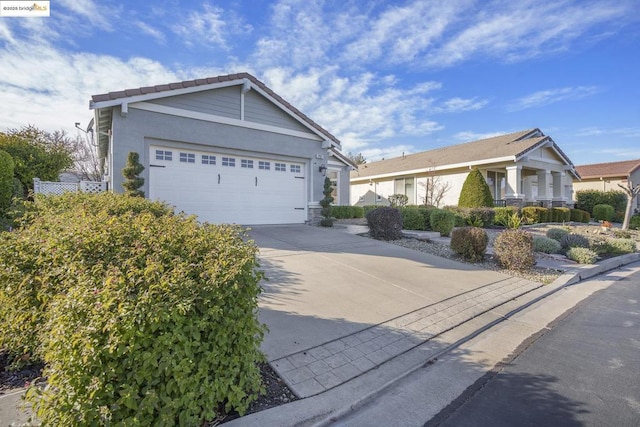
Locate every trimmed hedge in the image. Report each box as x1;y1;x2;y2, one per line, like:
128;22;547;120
429;208;456;237
366;207;403;240
521;207;549;224
494;207;519;227
630;214;640;230
493;229;535;271
331;205;364;219
450;227;488;262
0;193;265;424
450;207;495;227
570;208;590;223
576;190;626;215
550;207;571;222
400;206;427;230
592;204;614;221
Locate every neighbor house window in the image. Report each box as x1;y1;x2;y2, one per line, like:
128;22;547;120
222;157;235;167
259;161;270;170
155;150;172;161
180;152;195;163
290;164;301;173
241;159;254;168
201;155;216;165
275;162;286;172
394;177;415;204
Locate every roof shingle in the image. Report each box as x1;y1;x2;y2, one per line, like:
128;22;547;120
576;159;640;179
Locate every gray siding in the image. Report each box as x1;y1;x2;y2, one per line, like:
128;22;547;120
244;90;310;133
149;86;241;119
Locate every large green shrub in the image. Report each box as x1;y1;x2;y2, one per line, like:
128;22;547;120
533;236;562;254
452;207;495;227
576;190;626;215
366;207;403;240
550;207;571;222
494;207;519;227
331;205;364;219
630;214;640;230
0;149;14;212
592;204;614;221
429;208;456;236
450;227;488;262
400;206;426;230
570;208;589;223
1;193;265;424
419;206;437;230
493;229;535;271
521;207;549;224
458;169;494;208
566;247;598;264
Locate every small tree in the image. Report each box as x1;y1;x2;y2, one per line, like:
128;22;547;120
618;181;640;230
420;175;451;207
458;168;494;208
347;152;367;165
122;152;145;197
319;176;334;227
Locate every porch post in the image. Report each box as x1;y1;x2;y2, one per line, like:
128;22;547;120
522;176;533;204
536;170;552;208
551;171;566;207
505;165;523;207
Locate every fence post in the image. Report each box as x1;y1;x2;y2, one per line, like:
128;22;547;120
33;178;41;194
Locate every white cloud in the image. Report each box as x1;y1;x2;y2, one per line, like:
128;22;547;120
135;21;166;44
57;0;115;31
508;86;599;111
361;145;417;162
577;127;640;138
453;130;511;142
172;4;252;48
438;97;488;113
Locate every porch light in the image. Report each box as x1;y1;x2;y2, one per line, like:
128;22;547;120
318;164;327;176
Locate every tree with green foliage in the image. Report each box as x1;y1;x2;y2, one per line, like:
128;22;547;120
319;176;334;227
122;152;145;197
0;126;74;196
458;168;494;208
0;150;14;212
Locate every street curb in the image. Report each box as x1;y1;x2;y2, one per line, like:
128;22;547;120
307;252;640;427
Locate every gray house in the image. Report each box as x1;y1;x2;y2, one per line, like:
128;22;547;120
90;72;355;225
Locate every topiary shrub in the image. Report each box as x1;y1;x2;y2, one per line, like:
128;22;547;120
331;205;364;219
122;151;145;197
546;227;569;242
560;233;590;250
319;177;334;227
429;208;456;236
494;207;519;227
521;207;549;224
2;193;266;424
630;214;640;230
450;227;488;262
493;229;535;271
366;207;403;240
592;204;614;221
400;206;426;230
533;236;562;254
566;247;598;264
458;168;494;208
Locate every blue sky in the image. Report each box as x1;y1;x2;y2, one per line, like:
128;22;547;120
0;0;638;166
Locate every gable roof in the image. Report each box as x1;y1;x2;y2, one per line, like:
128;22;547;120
90;72;340;147
351;129;576;180
576;159;640;180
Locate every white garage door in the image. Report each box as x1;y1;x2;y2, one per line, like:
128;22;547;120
148;146;306;224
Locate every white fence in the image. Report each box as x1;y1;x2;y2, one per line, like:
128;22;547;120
33;178;108;196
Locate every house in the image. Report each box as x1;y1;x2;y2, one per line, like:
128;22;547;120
574;159;640;212
350;129;579;208
90;72;355;225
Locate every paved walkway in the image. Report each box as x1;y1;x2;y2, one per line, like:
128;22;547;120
270;275;541;397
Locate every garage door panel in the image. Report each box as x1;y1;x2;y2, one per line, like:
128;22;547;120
149;146;306;224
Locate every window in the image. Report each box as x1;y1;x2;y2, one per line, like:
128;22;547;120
222;157;236;167
275;162;286;172
180;152;195;163
290;164;301;173
241;159;254;168
202;155;216;165
394;177;415;204
259;161;270;170
155;150;172;161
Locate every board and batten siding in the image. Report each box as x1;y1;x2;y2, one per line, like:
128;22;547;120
149;86;241;120
244;90;310;133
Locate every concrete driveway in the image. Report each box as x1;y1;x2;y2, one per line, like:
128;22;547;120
249;225;514;362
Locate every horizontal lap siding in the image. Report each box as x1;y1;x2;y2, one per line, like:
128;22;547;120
244;90;310;133
150;86;241;119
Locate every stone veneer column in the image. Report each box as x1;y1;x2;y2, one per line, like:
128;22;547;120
505;165;524;207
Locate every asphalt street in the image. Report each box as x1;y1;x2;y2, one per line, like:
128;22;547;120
430;269;640;427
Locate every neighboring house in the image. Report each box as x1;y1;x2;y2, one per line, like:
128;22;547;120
350;129;580;208
90;72;355;225
574;159;640;212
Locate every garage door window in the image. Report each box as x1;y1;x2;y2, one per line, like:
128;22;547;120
259;161;270;170
290;164;301;173
180;153;195;163
275;162;286;172
241;159;254;168
222;157;236;167
156;150;172;161
202;155;216;165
